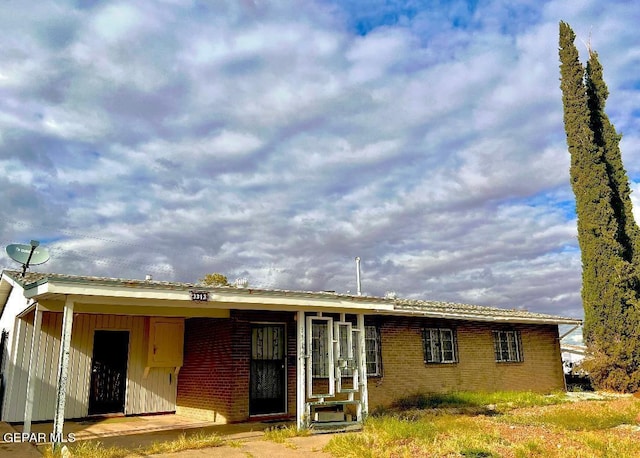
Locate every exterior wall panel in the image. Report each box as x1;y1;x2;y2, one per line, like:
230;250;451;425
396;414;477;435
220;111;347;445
177;310;297;423
176;317;234;423
2;313;32;421
2;312;180;422
367;317;565;409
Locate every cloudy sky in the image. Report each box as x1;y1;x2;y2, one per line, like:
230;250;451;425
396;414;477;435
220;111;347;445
1;0;639;323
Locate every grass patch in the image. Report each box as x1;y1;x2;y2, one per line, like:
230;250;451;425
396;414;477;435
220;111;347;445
41;431;234;458
142;431;229;454
575;431;640;458
378;390;566;416
326;393;640;458
504;398;640;431
513;439;548;458
41;441;130;458
263;424;310;443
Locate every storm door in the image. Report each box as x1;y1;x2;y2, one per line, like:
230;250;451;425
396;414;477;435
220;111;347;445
88;330;129;415
250;324;286;415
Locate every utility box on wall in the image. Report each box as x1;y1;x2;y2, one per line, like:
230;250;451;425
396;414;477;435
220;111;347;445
146;317;185;374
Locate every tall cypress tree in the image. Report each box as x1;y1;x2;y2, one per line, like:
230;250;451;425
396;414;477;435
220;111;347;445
586;51;640;270
559;21;640;391
584;50;640;390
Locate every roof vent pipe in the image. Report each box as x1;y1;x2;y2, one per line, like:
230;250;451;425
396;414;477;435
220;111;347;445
355;256;362;296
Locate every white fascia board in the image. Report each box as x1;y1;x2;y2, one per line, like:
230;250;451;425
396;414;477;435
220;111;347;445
0;276;15;319
206;292;393;310
24;282;187;301
25;281;394;312
16;302;36;318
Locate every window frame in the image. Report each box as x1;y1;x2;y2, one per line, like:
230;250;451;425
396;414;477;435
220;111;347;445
312;322;383;378
363;325;383;377
422;327;458;364
493;330;523;363
311;321;331;378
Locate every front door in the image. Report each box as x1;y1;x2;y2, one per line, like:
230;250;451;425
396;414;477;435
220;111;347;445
88;330;129;415
249;324;286;415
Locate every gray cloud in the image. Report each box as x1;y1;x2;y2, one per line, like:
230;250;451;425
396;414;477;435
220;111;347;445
1;0;639;323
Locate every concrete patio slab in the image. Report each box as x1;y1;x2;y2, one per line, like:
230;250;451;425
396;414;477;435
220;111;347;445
0;421;45;457
8;413;341;457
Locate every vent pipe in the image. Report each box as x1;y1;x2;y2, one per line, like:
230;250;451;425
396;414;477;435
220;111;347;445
355;256;362;296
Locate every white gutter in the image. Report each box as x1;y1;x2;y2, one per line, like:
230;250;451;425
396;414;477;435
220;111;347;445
559;324;582;340
387;308;582;326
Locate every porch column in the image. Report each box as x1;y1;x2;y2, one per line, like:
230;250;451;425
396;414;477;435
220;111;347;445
296;310;306;430
52;298;74;452
23;305;43;435
357;314;368;420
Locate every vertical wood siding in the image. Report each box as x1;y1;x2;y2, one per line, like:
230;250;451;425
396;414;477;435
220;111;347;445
2;313;33;421
3;312;180;422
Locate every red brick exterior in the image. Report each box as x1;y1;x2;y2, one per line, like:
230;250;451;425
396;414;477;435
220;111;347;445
176;310;297;423
176;312;565;422
175;317;234;422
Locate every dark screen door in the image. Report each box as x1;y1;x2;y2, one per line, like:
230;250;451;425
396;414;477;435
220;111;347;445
88;330;129;415
250;324;286;415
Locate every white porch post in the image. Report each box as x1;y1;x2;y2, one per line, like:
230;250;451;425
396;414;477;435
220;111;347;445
52;298;74;451
296;310;306;430
23;305;43;435
357;314;368;420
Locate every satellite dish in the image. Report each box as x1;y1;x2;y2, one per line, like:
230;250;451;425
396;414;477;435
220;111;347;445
6;240;50;276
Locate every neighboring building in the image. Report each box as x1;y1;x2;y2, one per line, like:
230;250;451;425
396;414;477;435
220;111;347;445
0;270;581;433
561;344;587;374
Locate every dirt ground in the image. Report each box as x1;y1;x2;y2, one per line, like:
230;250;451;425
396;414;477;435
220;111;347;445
143;433;337;458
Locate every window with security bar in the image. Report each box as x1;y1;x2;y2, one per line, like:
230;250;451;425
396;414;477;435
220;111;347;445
364;326;382;376
422;328;457;364
312;323;383;377
493;330;523;362
339;325;382;377
311;321;330;377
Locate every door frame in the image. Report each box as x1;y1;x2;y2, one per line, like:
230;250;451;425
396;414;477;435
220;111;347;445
88;329;130;416
248;321;287;417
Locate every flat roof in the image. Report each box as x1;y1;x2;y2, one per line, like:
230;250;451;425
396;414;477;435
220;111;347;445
1;270;582;325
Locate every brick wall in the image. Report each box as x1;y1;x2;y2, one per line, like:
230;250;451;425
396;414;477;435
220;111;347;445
176;311;297;423
367;317;565;409
177;312;565;422
175;317;234;422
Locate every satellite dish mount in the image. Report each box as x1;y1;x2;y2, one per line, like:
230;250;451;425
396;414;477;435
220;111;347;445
5;240;51;277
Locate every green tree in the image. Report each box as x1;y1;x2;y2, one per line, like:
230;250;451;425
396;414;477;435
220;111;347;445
585;50;640;269
559;21;640;391
199;272;229;286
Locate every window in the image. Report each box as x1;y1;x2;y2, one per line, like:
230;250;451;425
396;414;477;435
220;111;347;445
311;322;330;377
364;326;383;376
493;330;523;362
339;325;382;377
313;322;382;377
422;328;457;363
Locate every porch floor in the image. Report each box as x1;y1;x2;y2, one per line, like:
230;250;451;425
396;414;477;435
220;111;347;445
13;413;293;448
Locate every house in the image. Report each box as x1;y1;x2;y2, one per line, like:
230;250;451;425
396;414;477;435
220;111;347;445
0;269;581;435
